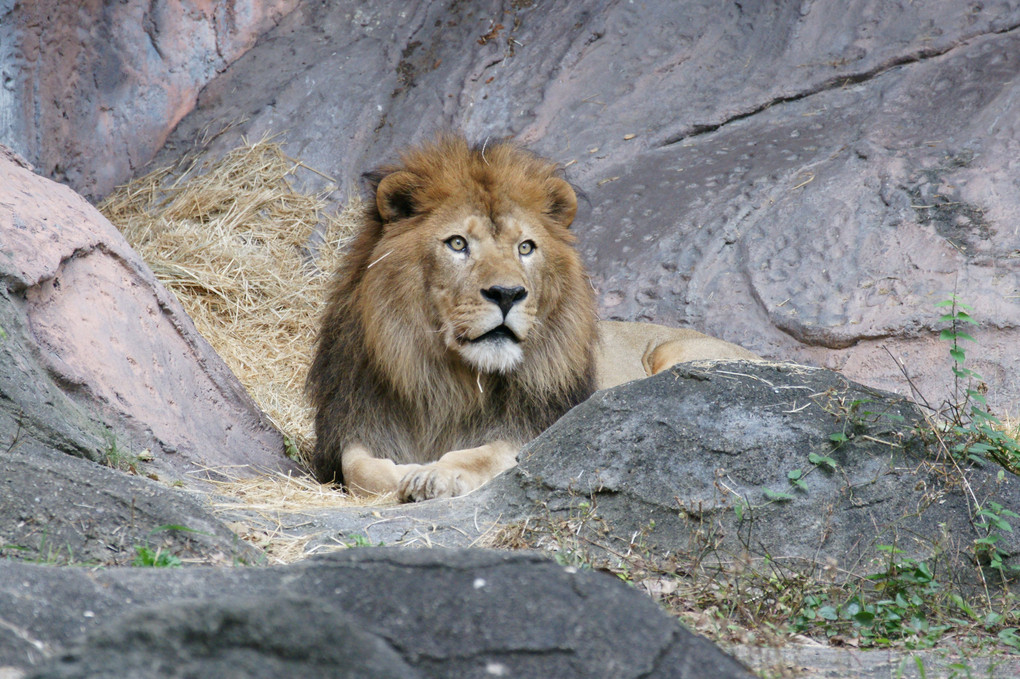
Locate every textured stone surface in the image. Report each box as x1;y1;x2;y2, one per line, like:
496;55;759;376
28;597;418;679
1;549;753;679
0;148;296;483
507;362;1020;578
0;443;261;566
0;0;299;199
148;0;1020;414
243;362;1020;589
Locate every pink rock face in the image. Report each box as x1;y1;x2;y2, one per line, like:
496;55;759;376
149;1;1020;414
2;0;300;199
0;149;294;481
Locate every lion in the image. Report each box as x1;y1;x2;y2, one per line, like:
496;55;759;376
306;135;758;502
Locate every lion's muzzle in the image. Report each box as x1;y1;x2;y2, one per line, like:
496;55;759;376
481;285;528;318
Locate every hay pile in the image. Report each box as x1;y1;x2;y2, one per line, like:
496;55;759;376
100;139;360;468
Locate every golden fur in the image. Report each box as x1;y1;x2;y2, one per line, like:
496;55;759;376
307;135;597;499
307;135;759;502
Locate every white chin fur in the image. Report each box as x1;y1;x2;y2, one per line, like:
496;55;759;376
458;340;523;374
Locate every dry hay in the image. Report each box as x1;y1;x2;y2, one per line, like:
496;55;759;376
100;138;360;469
208;470;395;514
208;470;395;564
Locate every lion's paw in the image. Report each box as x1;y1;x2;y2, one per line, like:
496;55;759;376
398;465;468;502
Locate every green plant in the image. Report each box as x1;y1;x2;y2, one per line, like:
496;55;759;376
130;525;212;567
794;545;950;649
343;534;383;548
102;431;140;472
132;545;182;567
933;296;1020;578
937;296;1020;474
972;501;1019;571
283;435;301;461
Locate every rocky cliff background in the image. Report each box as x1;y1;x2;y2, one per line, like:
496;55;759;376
5;0;1020;414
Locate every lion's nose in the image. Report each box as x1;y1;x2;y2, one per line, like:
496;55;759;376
481;285;528;317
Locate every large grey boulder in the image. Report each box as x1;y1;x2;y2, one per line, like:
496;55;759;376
508;362;1020;579
0;442;260;567
28;597;419;679
2;549;753;679
290;362;1019;586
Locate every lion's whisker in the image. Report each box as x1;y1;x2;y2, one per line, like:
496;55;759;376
367;250;393;269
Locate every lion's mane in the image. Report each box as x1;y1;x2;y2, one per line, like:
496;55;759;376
306;135;597;484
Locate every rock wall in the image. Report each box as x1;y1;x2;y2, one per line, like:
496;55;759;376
0;147;295;484
147;0;1020;412
0;0;299;200
2;1;1017;409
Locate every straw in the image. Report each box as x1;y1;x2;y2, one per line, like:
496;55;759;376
100;138;360;468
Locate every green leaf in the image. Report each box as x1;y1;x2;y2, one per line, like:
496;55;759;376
950;593;976;619
970;408;998;423
913;654;928;679
818;605;838;621
854;610;876;625
955;310;977;324
809;452;838;469
998;628;1020;650
830;432;849;443
764;488;795;502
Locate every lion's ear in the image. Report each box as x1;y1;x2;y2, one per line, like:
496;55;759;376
375;171;422;223
545;177;578;228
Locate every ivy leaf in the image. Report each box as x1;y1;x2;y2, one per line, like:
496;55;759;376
787;468;808;492
809;452;838;470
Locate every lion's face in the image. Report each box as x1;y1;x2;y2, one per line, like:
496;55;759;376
361;197;578;377
353;137;591;382
425;204;546;373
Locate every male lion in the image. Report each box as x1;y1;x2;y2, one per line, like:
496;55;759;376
307;135;757;502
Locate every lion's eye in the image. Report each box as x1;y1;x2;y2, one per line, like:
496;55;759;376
446;236;468;253
518;240;536;256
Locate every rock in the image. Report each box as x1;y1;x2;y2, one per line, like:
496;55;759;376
147;0;1020;414
0;0;300;200
508;361;1020;579
1;549;753;679
29;597;418;679
0;147;297;484
284;362;1019;586
0;442;261;567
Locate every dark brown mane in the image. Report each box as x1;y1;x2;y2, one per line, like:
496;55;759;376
306;135;597;484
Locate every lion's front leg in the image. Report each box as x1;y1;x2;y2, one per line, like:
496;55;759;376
398;440;519;502
342;445;425;497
